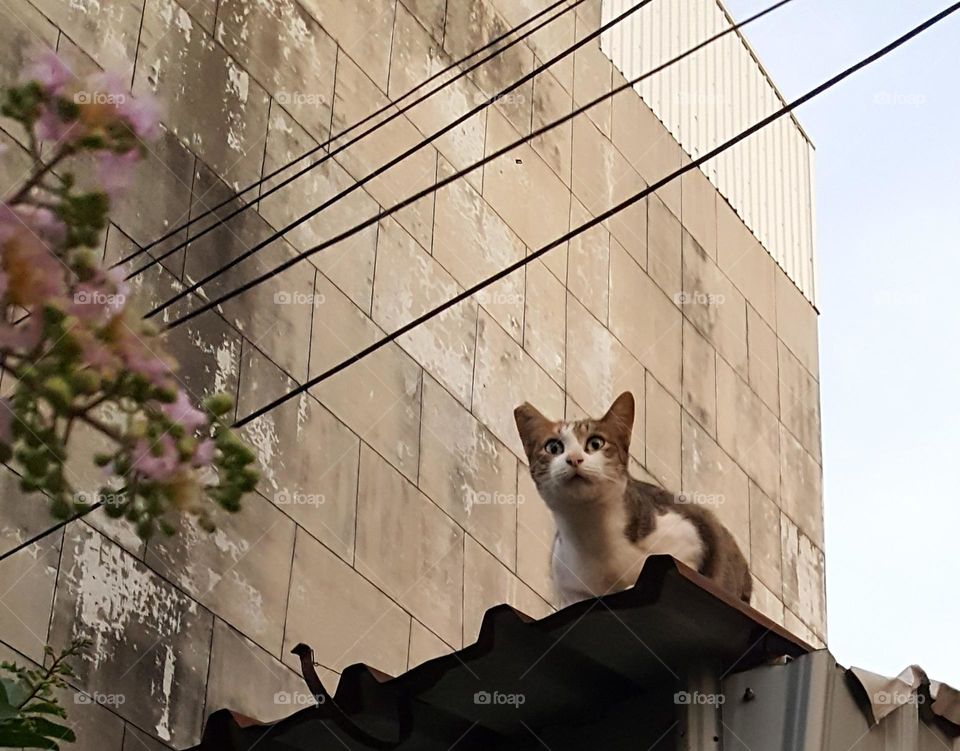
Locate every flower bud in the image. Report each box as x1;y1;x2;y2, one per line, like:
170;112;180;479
203;393;234;417
71;369;101;395
41;376;73;411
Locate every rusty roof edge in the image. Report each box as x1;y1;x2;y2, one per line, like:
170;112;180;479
848;663;960;730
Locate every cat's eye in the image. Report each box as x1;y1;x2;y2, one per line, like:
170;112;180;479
585;435;605;452
544;438;564;455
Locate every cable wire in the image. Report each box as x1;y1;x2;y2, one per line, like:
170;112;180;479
115;0;584;272
232;0;960;429
0;502;102;563
161;0;794;331
8;0;959;562
146;0;656;318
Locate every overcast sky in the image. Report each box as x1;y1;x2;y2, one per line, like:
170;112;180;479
720;0;960;686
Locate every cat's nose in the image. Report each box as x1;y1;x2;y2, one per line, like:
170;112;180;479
566;454;584;467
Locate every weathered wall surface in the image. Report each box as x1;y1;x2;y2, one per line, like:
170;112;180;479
0;0;824;747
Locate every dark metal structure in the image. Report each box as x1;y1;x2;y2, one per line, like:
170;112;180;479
191;556;958;750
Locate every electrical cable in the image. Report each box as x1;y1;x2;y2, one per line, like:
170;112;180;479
232;0;960;429
161;0;794;330
115;0;586;272
9;0;958;561
146;0;657;318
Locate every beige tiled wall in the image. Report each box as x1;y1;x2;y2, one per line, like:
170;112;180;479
0;0;824;746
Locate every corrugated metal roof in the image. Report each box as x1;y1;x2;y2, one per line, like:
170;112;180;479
724;652;960;750
190;557;809;749
191;557;958;749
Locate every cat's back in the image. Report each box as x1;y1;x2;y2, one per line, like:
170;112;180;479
621;478;708;571
625;476;725;535
623;476;751;603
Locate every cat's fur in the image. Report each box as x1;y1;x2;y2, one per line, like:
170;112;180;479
514;392;751;606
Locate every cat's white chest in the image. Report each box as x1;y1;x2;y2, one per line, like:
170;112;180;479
552;509;705;606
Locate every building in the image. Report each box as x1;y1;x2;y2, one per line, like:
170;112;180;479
0;0;823;748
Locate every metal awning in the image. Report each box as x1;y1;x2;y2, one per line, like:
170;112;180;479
191;555;960;749
191;556;810;750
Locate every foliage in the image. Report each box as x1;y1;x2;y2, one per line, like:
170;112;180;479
0;50;259;538
0;640;87;749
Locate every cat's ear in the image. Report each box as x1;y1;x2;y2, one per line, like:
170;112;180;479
514;402;551;460
600;392;635;445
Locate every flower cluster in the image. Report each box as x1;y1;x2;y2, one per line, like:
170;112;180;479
0;50;258;538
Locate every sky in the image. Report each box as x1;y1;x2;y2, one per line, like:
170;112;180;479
722;0;960;686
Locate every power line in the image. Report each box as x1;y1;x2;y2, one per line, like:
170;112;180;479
0;0;760;564
0;502;102;564
8;0;958;563
114;0;584;272
232;1;960;429
146;0;656;319
161;0;795;331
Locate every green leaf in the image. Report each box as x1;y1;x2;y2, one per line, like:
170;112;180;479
19;701;63;718
0;678;29;710
23;717;74;743
0;695;16;722
0;723;60;751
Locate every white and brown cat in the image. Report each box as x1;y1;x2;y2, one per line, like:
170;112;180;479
514;392;751;606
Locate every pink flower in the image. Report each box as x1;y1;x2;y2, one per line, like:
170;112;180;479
12;205;66;248
131;435;181;482
108;318;174;386
122;344;173;386
192;438;216;467
80;338;120;373
0;315;43;352
119;94;161;141
0;207;67;308
161;390;208;434
86;72;160;141
70;267;129;324
22;48;72;96
34;106;78;147
0;203;65;249
95;148;140;198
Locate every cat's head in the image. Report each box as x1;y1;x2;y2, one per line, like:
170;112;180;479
513;392;634;505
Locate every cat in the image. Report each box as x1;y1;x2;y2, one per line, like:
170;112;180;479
514;391;752;606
